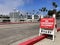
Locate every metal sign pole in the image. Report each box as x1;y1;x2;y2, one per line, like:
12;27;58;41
52;14;56;41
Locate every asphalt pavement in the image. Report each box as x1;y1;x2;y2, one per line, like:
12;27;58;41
0;23;39;45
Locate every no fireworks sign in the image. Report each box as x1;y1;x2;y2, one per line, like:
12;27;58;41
40;18;54;29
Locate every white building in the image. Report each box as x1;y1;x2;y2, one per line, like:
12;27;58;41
25;14;40;22
9;9;20;23
0;15;10;22
9;9;40;22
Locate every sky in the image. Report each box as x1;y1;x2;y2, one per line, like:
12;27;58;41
0;0;60;15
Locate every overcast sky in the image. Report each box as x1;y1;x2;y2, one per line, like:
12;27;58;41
0;0;60;15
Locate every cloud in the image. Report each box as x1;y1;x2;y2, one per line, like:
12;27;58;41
0;0;24;15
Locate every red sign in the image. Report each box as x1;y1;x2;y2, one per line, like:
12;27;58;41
40;18;54;29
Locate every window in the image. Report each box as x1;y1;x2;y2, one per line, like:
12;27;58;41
27;15;32;19
34;15;39;19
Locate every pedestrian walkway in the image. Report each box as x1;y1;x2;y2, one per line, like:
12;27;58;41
34;32;60;45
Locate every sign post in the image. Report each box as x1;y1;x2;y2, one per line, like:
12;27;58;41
39;14;56;41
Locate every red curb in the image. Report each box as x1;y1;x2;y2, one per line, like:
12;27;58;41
57;28;60;32
18;34;47;45
18;28;60;45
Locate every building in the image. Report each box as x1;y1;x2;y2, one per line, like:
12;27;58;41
9;10;20;23
9;9;40;23
0;14;40;23
25;14;40;22
0;15;10;22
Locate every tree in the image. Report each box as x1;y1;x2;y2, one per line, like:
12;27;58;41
40;7;47;12
56;11;60;18
48;9;57;16
52;2;58;14
48;10;54;16
48;2;58;17
39;7;48;15
32;10;35;15
39;9;42;12
36;11;39;15
42;7;47;12
52;2;57;8
26;12;28;15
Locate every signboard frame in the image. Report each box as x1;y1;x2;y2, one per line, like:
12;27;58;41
39;14;56;41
